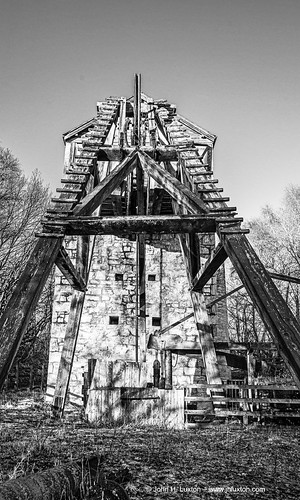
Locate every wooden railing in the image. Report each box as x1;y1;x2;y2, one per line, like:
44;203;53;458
184;383;300;425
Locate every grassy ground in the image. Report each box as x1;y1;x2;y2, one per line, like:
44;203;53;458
0;391;300;499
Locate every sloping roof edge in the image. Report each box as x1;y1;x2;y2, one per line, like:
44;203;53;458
177;113;217;145
63;117;96;143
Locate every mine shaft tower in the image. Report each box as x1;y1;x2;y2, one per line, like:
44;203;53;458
1;75;300;417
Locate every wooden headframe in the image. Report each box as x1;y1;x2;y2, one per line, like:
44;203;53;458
1;74;300;408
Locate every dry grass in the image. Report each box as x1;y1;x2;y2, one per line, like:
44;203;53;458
0;391;300;499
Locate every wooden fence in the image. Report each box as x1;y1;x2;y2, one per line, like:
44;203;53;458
184;383;300;425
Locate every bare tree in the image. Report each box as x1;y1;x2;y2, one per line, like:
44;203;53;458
0;147;53;388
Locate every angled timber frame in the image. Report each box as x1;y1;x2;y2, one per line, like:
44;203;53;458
1;74;300;419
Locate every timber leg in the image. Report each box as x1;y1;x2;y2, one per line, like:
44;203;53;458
0;237;62;389
220;230;300;389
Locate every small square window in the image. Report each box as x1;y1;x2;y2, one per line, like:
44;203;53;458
109;316;119;325
152;317;161;327
115;273;123;281
148;274;156;281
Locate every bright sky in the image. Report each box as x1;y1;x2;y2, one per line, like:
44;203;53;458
1;0;300;220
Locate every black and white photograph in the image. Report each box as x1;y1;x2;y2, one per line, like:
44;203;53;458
0;1;300;499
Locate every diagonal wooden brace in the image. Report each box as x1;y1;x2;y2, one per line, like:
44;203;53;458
219;230;300;389
0;237;63;389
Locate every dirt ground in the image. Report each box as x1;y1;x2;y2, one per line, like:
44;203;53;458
0;391;300;499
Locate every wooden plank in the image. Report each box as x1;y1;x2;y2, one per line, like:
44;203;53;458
43;214;230;235
192;243;228;291
219;231;300;389
0;237;62;389
72;150;138;216
137;151;208;214
52;235;90;416
55;246;87;291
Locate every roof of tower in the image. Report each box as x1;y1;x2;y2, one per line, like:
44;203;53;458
62;91;217;146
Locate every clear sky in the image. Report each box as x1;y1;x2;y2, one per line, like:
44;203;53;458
1;0;300;220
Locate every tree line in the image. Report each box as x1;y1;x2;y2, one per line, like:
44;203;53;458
0;146;52;389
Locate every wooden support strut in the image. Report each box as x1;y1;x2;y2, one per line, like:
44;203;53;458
219;230;300;389
0;237;62;389
52;235;91;417
42;214;243;236
72;150;138;216
192;243;228;292
137;151;208;214
179;234;222;385
133;73;141;146
163;137;223;387
55;246;87;291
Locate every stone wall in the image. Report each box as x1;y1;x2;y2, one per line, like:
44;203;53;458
47;233;230;403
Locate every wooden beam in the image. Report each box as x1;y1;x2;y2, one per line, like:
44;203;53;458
133;73;141;146
207;284;244;307
55;246;87;291
148;100;157;148
219;231;300;389
178;234;223;385
176;114;217;144
137;152;208;214
0;237;62;389
95;146;179;162
135;161;146;362
270;272;300;285
72;150;137;216
186;233;201;278
119;97;127;148
43;214;236;235
192;243;228;292
158;313;194;336
52;235;91;417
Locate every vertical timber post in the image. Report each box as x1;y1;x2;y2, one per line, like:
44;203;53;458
52;235;90;416
133;73;141;147
134;73;147;362
178;234;223;386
